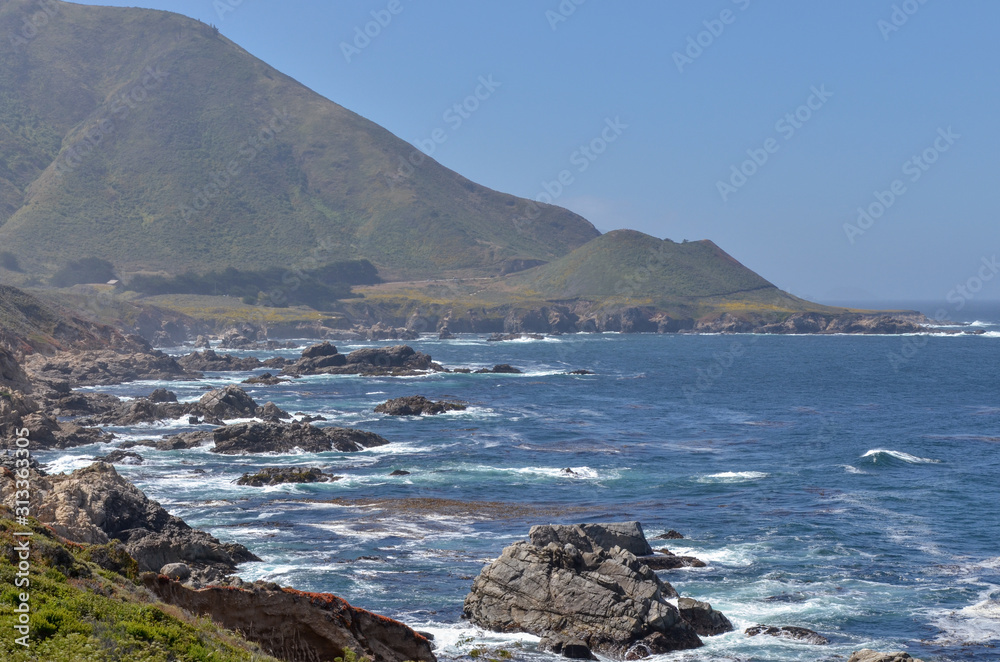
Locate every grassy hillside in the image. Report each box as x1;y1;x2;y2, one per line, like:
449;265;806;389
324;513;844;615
0;0;598;279
507;230;775;300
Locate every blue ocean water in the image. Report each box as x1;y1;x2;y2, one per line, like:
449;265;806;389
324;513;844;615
41;326;1000;661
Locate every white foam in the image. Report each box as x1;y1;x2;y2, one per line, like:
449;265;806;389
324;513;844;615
929;593;1000;644
699;471;769;482
861;449;941;464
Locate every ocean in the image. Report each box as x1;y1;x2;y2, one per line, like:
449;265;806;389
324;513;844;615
40;321;1000;661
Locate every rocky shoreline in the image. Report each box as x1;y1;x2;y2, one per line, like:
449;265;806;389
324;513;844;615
0;313;939;660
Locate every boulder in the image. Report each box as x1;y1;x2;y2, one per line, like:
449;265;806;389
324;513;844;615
148;388;178;403
255;402;291;421
529;522;655;557
677;597;733;636
194;335;212;348
653;530;684;540
301;341;338;358
848;650;925;662
375;395;467;416
160;562;191;581
464;540;700;658
745;625;828;645
144;575;436;662
641;549;706;570
198;385;259;418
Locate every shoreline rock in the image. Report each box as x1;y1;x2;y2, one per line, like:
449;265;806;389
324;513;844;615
144;574;436;662
464;522;734;659
0;462;258;583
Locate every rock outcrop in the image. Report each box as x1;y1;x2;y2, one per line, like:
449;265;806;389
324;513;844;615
0;347;32;392
158;421;390;454
0;463;258;582
464;539;701;658
79;385;288;426
22;349;200;387
176;349;287;372
282;343;442;377
375;395;467;416
144;575;436;662
236;467;341;486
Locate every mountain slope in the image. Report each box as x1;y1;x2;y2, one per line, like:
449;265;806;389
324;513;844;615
0;0;598;279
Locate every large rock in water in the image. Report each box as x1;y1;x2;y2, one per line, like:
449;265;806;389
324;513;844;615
0;462;257;582
464;540;702;658
375;395;467;416
529;522;654;557
202;421;390;454
144;575;436;662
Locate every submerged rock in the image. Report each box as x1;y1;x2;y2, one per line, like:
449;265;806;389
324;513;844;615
375;395;467;416
848;650;925;662
745;625;829;645
93;449;144;465
474;364;522;374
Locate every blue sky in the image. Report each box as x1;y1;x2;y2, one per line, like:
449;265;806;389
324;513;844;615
70;0;1000;303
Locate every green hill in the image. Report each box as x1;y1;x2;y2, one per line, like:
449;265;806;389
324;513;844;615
0;0;598;280
508;230;774;300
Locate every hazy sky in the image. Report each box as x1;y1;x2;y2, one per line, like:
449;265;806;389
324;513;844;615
68;0;1000;303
